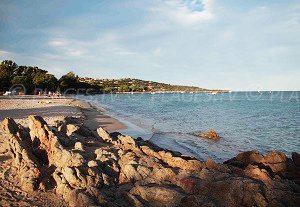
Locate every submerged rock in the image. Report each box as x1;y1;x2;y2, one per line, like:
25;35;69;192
198;130;220;141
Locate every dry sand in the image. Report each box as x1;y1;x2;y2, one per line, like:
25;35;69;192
0;95;126;206
0;95;126;131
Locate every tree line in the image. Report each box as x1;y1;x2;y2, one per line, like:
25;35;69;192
0;60;102;94
0;60;215;95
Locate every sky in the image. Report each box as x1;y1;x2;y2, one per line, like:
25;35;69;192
0;0;299;91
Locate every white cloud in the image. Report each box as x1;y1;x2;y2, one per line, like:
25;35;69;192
46;31;137;60
2;0;299;90
48;40;66;47
152;0;215;26
0;50;16;61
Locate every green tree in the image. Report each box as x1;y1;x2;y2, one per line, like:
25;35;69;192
0;60;18;91
119;84;129;92
59;72;79;91
33;74;58;91
11;76;33;91
129;85;137;92
104;87;116;93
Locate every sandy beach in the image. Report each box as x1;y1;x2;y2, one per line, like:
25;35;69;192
0;96;126;131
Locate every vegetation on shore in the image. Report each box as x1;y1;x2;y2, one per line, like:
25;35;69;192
0;60;226;94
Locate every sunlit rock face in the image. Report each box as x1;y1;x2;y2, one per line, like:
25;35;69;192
1;116;299;207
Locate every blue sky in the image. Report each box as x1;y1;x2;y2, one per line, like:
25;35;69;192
0;0;299;90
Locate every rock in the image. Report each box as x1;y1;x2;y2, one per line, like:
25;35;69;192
60;123;93;137
191;177;268;207
28;116;86;167
130;185;185;207
65;124;81;136
1;117;19;134
244;164;272;182
292;152;300;167
2;116;299;207
74;142;84;151
157;150;203;171
88;160;98;167
47;136;86;168
224;150;300;183
4;134;40;192
198;130;220;141
69;190;97;207
28;115;53;162
176;177;203;193
225;150;287;172
97;127;112;142
180;195;216;207
126;193;145;207
205;159;231;173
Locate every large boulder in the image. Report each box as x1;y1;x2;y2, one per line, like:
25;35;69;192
224;150;286;171
224;150;300;183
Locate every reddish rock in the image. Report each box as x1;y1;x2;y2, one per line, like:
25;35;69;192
130;185;186;206
1;117;19;134
198;130;220;141
1;117;299;207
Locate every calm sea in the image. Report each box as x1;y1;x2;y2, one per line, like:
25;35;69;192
78;91;300;162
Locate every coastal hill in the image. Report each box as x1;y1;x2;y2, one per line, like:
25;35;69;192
78;77;226;93
0;60;227;94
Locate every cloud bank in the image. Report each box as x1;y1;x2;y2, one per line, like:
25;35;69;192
0;0;299;90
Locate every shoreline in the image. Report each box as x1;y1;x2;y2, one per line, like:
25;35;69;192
0;95;299;206
0;95;126;132
75;98;126;132
79;97;154;139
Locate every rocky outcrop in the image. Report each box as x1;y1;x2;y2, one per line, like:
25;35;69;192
224;150;300;184
198;130;220;140
1;118;40;192
1;117;299;207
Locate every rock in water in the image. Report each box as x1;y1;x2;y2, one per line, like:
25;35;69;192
198;130;220;141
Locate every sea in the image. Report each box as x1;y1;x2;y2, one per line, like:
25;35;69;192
78;91;300;162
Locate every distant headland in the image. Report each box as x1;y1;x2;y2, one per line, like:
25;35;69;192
0;60;228;95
